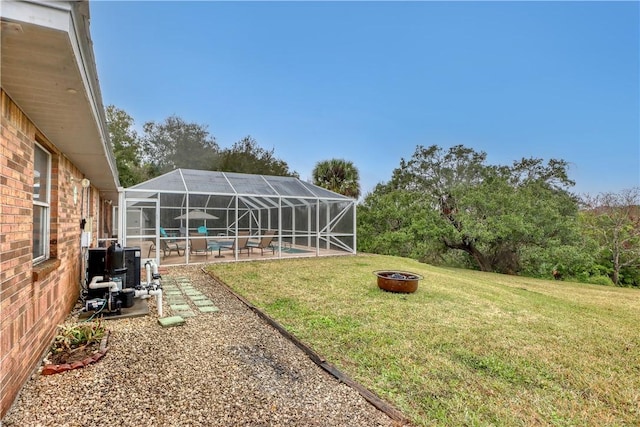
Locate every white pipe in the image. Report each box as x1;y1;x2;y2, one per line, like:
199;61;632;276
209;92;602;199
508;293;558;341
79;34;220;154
151;289;163;317
152;261;159;276
134;290;151;299
88;275;119;292
88;276;119;311
145;261;152;284
134;288;163;317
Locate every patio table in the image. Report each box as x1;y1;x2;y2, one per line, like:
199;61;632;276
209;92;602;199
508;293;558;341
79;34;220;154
207;238;234;258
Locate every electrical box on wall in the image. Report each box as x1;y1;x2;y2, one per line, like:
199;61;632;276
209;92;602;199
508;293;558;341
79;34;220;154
81;232;92;248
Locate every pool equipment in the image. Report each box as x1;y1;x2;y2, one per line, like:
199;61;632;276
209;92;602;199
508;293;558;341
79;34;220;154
84;243;162;317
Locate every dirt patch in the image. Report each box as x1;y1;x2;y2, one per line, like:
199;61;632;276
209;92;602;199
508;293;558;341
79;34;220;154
47;341;102;365
41;331;110;375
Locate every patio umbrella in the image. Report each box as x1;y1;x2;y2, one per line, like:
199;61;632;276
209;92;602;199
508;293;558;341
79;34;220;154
174;209;219;229
174;210;219;220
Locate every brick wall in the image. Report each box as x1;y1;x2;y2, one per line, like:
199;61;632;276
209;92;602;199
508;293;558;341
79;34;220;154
0;90;99;418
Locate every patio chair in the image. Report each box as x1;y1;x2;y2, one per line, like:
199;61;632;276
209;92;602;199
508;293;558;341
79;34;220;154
148;238;185;258
216;231;251;257
189;233;210;259
247;230;276;255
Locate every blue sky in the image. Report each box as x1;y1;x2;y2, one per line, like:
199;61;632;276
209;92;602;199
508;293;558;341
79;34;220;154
90;1;639;197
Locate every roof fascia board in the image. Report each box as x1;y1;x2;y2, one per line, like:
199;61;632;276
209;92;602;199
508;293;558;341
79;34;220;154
1;1;71;31
3;0;120;191
69;0;120;188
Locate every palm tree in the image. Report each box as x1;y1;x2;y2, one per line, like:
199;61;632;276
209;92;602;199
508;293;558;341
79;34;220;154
312;159;361;199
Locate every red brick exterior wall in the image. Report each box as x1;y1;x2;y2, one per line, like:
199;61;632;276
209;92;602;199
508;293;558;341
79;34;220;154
0;90;101;418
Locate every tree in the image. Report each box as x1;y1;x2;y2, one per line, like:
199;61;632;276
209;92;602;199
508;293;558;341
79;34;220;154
363;144;580;274
580;187;640;285
215;136;298;177
105;105;150;187
357;183;442;262
312;159;361;198
142;115;219;175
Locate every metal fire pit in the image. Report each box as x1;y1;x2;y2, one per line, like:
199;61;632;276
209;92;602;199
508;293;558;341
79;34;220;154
373;271;422;293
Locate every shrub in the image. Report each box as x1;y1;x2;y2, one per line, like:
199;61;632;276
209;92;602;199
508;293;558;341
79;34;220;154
52;320;106;354
585;275;615;286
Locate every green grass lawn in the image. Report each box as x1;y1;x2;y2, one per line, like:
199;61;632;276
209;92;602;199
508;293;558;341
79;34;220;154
205;254;640;426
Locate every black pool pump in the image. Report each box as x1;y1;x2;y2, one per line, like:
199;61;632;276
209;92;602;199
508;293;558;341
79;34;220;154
85;242;132;315
106;241;128;291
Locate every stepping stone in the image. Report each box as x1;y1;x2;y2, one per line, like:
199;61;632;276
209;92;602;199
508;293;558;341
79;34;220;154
174;310;196;318
193;299;214;307
158;316;185;328
199;306;220;313
189;294;209;301
170;304;190;312
184;290;201;296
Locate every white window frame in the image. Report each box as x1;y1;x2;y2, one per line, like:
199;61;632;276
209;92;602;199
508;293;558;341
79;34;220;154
33;142;51;263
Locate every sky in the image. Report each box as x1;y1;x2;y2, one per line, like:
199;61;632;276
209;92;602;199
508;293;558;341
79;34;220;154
90;0;639;197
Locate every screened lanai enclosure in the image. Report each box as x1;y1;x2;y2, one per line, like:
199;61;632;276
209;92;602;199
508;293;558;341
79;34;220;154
118;169;357;265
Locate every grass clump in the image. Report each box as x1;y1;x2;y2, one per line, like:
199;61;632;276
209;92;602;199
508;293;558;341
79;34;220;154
206;254;640;426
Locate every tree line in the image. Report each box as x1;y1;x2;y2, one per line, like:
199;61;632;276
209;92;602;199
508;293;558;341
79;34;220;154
107;105;639;287
358;145;640;287
106;106;297;186
108;105;362;199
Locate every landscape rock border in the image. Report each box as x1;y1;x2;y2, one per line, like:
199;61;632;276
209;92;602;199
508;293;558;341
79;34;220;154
203;268;410;426
41;330;110;375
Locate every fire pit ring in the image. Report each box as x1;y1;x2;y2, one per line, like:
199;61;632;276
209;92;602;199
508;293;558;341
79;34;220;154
373;270;423;293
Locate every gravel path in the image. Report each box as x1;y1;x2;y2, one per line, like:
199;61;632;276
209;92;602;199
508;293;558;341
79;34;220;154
3;266;397;427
